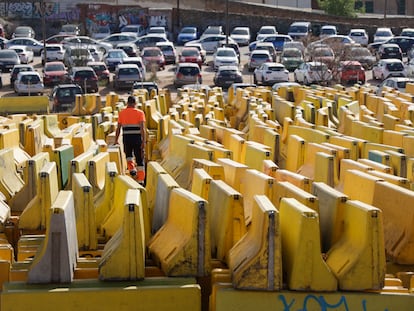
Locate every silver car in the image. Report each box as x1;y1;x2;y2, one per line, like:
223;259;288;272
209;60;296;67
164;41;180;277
113;64;143;90
14;71;44;95
173;63;202;88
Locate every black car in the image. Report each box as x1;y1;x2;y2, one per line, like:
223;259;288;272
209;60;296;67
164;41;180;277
50;84;84;112
386;36;414;54
213;65;243;88
0;50;20;72
377;44;403;60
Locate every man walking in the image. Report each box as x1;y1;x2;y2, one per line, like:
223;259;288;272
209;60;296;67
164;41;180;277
115;95;146;185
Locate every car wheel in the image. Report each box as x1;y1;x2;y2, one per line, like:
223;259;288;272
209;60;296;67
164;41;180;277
253;75;258;84
304;76;309;85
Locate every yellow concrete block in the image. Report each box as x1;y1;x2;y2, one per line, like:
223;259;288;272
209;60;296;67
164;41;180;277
72;130;93;157
229;195;282;291
191;158;224;181
95;162;118;229
383;130;406;148
342;169;383;204
216;158;247;192
372;181;414;264
314;152;336;187
279;197;337;291
312;182;348;253
243;141;272;171
107;145;125;175
72;173;96;250
101;175;141;239
191;168;212;200
262;159;278;178
384;149;407;178
27;190;78;284
285;134;305;172
87;151;110;194
286;125;330;144
209;180;245;264
383;113;400;130
274;169;311;192
241;169;274;226
273;97;295;125
148;188;211;277
151;173;180;235
99;189;145;280
67;150;94;190
326;200;385;290
367;150;391;167
367;170;410;189
202;141;233;161
199;124;216;141
402;135;414;158
223;133;245;163
357;158;393;175
19;161;59;231
0;148;25;202
272;180;319;213
361;141;404;159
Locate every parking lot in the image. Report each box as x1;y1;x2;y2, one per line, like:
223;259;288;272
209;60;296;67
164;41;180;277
0;43;380;102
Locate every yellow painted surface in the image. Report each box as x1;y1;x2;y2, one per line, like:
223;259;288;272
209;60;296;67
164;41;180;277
148;188;211;277
285;134;305;172
229;195;282;291
326;200;386;290
1;279;201;311
279;198;337;291
191;168;212;200
87;151;110;193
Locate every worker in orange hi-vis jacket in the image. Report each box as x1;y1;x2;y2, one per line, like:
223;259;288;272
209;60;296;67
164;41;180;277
115;95;147;185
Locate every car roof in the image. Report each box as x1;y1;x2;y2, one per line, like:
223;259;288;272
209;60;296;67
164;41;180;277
71;66;95;71
177;62;200;67
18;71;40;76
217;65;240;71
116;63;139;68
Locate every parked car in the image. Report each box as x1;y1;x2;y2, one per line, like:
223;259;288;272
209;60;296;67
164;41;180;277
346;46;376;69
147;26;168;39
320;25;337;39
132;81;159;94
88;46;104;62
122;56;146;78
372;59;406;80
90;25;111;40
217;41;240;62
50;84;84;112
311;46;335;65
400;28;414;38
42;61;70;86
177;26;199;45
0;37;8;49
348;28;369;46
261;34;293;52
156;41;177;64
178;46;203;67
373;27;394;43
115;42;139;57
336;61;365;85
288;21;312;40
113;63;143;90
40;44;65;65
87;61;110;85
213;47;239;70
294;61;333;85
69;66;99;93
280;47;304;71
0;49;21;72
376;77;414;95
134;34;170;50
103;48;129;71
283;41;305;54
5;38;44;55
14;71;44;95
8;45;34;64
100;33;138;48
44;34;75;44
377;43;403;60
173;62;202;88
59;24;81;36
256;25;277;41
121;24;146;37
61;36;112;54
253;62;289;85
183;42;206;63
63;46;95;68
200;25;223;39
12;26;35;39
213;65;243;88
10;64;35;87
385;36;414;54
247;49;273;72
186;35;235;54
254;42;277;62
230;26;251;46
141;46;166;71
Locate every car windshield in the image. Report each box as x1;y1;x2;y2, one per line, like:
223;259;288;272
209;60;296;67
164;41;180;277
46;64;65;71
259;28;276;34
268;66;284;71
47;46;61;51
217;49;235;57
122;26;138;32
232;29;248;35
351;31;365;36
119;67;139;75
321;28;336;35
179;67;199;75
282;49;301;57
181;28;196;34
253;53;269;59
90;64;106;71
108;51;125;58
21;74;40;84
0;51;17;58
182;49;198;56
58;87;81;97
396;81;413;88
62;25;77;32
75;70;95;78
386;62;404;71
289;25;307;33
219;69;238;75
376;31;392;36
343;64;362;70
15;28;30;35
314;48;333;57
350;48;371;57
384;47;399;52
310;65;327;71
11;48;24;53
143;49;161;56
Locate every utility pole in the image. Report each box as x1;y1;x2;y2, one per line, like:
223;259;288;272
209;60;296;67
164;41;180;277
41;0;46;66
225;0;229;44
383;0;388;26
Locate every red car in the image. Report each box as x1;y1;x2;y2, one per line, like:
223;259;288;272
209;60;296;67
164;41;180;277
87;61;110;86
337;61;365;85
141;46;166;71
179;47;203;68
42;61;70;86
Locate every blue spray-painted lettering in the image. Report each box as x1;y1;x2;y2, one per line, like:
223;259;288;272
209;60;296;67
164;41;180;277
278;294;389;311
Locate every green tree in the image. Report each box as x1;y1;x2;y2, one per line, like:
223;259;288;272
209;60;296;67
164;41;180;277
318;0;357;17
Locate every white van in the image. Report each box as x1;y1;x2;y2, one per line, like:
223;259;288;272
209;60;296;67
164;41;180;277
288;22;312;40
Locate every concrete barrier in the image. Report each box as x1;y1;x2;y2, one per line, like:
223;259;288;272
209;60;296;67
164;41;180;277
27;190;78;284
148;187;210;277
326;200;385;290
0;96;49;115
209;180;245;264
279;197;337;291
0;148;25;202
191;168;212;200
87;152;110;194
99;189;145;281
228;195;282;291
